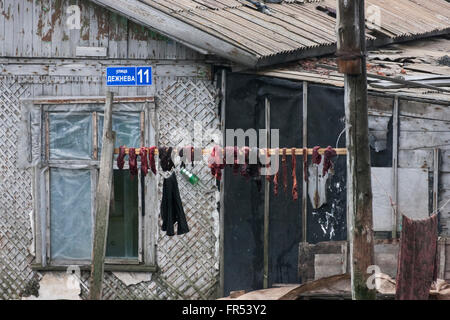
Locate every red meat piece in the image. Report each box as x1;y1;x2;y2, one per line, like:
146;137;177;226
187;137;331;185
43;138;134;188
292;148;298;201
282;148;288;193
273;169;279;196
312;146;322;165
117;146;126;170
240;147;250;179
323;146;337;175
148;146;157;175
129;148;138;177
208;146;225;181
265;148;271;182
140;147;148;177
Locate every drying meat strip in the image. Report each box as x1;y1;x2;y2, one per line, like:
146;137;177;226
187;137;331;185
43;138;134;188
117;146;126;170
233;146;240;176
273;168;279;196
248;148;262;192
240;147;250;179
208;146;225;181
223;146;232;171
223;146;240;176
303;148;308;182
159;147;175;172
265;148;271;182
323;146;337;175
129;147;138;177
292;148;298;201
190;146;195;167
140;147;148;177
282;148;288;193
179;147;187;169
312;146;322;165
148;146;157;175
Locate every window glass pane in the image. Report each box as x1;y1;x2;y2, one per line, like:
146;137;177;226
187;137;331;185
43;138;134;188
49;113;92;160
98;113;141;158
50;168;92;260
106;170;139;259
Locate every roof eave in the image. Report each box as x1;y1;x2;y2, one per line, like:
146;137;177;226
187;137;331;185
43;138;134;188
89;0;450;70
255;44;337;70
89;0;259;67
255;27;450;70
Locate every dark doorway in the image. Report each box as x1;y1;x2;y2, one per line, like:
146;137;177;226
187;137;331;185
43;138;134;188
223;74;347;296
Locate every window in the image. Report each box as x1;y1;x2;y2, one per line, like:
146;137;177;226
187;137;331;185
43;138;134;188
106;170;139;260
50;168;92;261
24;97;157;270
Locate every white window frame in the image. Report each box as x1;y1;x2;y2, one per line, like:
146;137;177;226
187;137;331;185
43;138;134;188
23;96;158;271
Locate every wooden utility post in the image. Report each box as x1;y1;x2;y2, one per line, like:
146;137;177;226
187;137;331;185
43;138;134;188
89;91;115;300
336;0;376;300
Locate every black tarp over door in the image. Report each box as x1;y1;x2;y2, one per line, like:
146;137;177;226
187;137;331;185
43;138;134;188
223;74;347;296
306;84;347;243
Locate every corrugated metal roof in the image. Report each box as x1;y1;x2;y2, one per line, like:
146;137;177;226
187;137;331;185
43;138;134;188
256;36;450;101
91;0;450;67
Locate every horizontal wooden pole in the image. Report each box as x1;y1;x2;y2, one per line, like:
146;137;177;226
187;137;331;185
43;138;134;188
113;147;347;156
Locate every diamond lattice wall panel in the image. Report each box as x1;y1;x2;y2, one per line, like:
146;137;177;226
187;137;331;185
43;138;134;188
156;79;220;299
0;75;220;300
0;77;36;300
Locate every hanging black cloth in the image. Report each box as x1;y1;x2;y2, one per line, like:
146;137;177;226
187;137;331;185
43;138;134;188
159;147;175;172
161;172;189;236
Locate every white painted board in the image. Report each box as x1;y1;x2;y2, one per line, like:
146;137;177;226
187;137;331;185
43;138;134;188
372;167;429;231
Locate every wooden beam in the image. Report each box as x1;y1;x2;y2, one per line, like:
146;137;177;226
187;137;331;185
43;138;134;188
113;147;347;156
263;97;271;289
433;148;440;216
392;97;399;239
144;102;158;267
302;81;308;243
89;91;116;300
219;69;226;298
438;238;446;280
337;0;376;300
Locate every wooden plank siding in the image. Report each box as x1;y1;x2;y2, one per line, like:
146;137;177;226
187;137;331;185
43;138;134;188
368;95;450;235
1;0;203;60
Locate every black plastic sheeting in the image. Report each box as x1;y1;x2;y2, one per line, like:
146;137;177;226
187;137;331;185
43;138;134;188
306;84;347;243
223;74;350;295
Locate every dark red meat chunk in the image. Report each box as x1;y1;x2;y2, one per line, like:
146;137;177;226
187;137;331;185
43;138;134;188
129;148;138;177
312;146;322;165
140;147;148;177
117;146;126;170
292;148;298;201
323;146;337;175
148;146;157;175
282;148;288;193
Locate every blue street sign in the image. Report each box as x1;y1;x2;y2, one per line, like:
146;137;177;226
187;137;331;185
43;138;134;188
106;66;152;86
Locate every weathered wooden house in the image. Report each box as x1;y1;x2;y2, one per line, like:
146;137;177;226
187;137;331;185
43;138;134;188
0;0;449;299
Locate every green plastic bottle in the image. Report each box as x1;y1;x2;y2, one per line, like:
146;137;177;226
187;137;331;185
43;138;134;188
180;167;200;185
